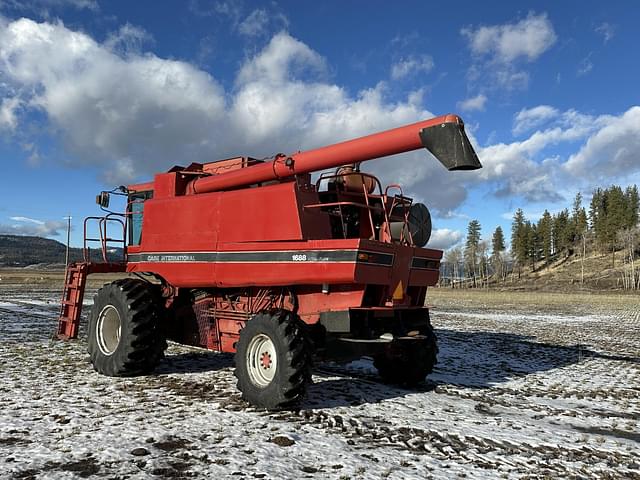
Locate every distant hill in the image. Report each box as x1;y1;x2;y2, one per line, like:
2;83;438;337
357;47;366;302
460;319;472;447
0;235;124;267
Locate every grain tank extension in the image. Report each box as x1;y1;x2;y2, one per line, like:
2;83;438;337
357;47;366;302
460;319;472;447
57;114;481;409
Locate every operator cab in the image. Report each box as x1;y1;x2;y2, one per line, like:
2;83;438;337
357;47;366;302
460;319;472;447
127;189;153;246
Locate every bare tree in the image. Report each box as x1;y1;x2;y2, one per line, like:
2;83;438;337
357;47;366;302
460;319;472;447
445;247;463;288
617;227;639;290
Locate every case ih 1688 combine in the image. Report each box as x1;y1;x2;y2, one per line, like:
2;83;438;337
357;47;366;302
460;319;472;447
57;114;481;409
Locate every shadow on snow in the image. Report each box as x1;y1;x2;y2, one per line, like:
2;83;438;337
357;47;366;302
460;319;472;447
150;328;638;409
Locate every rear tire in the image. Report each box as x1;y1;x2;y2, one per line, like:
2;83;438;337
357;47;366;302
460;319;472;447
234;310;312;409
88;279;167;376
374;327;438;386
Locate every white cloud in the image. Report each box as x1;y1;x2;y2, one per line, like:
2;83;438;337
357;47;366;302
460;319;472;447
462;13;556;91
0;96;20;130
105;23;152;55
595;22;615;43
190;2;288;38
475;106;639;201
237;9;288;38
457;94;487;112
513;105;558;135
0;19;474;215
5;18;635;220
0;17;227;182
462;12;557;63
0;216;66;236
390;55;434;80
0;0;98;17
577;53;593;76
9;216;44;224
564;106;640;180
238;9;269;37
428;228;463;250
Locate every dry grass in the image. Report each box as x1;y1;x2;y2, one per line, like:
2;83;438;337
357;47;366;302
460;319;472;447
0;268;130;288
428;286;639;314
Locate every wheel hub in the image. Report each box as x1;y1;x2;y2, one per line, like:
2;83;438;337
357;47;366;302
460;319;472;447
260;351;272;369
96;305;121;356
246;334;277;387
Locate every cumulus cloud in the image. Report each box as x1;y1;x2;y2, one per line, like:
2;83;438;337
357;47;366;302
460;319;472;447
564;106;640;180
0;18;474;215
428;228;463;250
475;106;640;201
390;55;434;80
0;216;67;236
462;13;557;63
4;17;635;219
457;94;487;112
462;13;556;91
513;105;558;135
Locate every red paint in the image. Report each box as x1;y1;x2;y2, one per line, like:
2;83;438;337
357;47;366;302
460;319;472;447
58;114;478;362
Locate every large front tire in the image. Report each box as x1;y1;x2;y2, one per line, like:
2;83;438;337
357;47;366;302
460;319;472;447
234;310;312;409
88;279;166;376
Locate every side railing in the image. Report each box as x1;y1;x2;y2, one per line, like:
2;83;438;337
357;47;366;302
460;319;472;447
306;171;414;244
83;214;127;263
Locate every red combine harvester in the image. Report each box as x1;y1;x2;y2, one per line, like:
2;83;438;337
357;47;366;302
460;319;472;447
57;114;481;408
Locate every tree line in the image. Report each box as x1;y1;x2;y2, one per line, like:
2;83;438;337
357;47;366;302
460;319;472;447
442;184;639;290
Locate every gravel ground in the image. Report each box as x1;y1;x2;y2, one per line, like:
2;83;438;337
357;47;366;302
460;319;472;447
0;286;638;479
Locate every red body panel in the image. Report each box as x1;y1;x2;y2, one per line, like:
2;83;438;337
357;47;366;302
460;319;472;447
60;113;480;373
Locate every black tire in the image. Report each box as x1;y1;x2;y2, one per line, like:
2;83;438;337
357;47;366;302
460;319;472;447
374;327;438;386
234;310;312;409
88;278;167;376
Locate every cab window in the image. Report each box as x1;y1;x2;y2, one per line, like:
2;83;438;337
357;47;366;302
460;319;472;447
128;191;153;246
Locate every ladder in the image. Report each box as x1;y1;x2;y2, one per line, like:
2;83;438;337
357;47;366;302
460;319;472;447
57;214;128;340
57;262;89;339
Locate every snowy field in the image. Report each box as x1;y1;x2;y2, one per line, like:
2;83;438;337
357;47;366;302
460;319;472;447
1;286;639;479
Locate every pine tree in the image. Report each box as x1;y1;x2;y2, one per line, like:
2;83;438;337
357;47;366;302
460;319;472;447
624;185;639;228
525;221;537;268
589;188;603;231
464;220;482;286
491;226;506;256
538;210;552;266
511;209;527;275
573;192;588;237
491;226;506;281
606;186;626;265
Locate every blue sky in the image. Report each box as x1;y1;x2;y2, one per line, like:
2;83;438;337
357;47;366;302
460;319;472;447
0;0;639;250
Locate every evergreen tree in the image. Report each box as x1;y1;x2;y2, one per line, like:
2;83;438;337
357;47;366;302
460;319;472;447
511;209;528;271
538;210;553;265
491;226;506;257
525;221;539;268
491;226;506;281
573;192;588;236
624;185;639;228
464;220;482;285
589;188;603;231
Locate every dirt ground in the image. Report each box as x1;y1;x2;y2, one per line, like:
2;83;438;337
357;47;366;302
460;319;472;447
0;284;638;479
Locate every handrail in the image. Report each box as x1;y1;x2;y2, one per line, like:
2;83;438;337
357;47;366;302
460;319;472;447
384;184;414;245
83;214;127;263
313;171;418;244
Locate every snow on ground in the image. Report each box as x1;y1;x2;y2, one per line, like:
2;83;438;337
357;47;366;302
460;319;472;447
0;286;638;479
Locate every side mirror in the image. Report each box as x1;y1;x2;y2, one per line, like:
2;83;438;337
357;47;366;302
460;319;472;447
96;191;110;208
